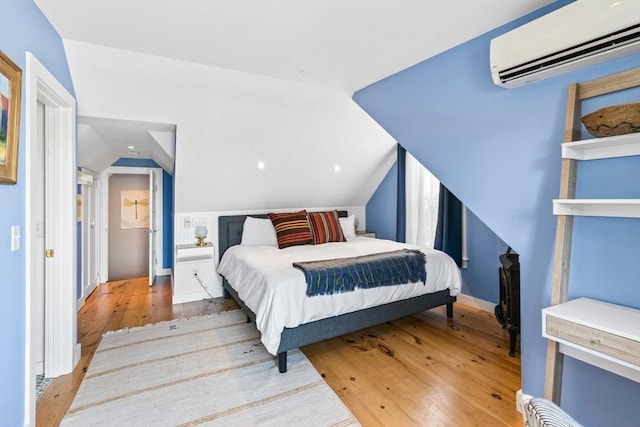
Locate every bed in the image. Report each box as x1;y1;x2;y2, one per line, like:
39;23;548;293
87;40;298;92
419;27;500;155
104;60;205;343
218;211;461;372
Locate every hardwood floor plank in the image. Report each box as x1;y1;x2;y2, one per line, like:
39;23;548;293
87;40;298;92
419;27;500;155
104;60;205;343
36;278;522;426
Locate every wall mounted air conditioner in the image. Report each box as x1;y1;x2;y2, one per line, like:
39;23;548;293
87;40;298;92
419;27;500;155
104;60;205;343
490;1;640;88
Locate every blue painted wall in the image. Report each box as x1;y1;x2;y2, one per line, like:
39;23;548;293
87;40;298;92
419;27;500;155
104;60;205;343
111;158;174;269
366;162;397;240
0;2;75;424
367;161;508;304
356;1;640;424
461;208;508;303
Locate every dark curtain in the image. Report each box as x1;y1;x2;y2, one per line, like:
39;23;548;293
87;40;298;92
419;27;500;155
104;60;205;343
434;184;463;267
396;144;406;243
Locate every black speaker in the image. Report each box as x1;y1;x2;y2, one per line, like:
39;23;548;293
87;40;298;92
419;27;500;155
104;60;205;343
494;247;520;357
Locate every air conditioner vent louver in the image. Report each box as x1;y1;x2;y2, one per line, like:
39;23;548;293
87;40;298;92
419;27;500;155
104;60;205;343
490;1;640;89
498;24;640;85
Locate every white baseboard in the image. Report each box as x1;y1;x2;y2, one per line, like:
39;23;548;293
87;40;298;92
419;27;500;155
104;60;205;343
76;295;86;312
516;389;533;424
456;293;495;313
74;343;82;366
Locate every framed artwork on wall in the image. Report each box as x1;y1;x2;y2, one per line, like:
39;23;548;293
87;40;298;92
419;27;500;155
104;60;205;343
120;190;149;229
0;50;22;184
77;194;83;222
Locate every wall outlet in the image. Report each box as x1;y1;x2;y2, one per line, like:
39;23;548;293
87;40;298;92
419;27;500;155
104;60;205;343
192;217;206;227
192;267;199;277
184;217;192;228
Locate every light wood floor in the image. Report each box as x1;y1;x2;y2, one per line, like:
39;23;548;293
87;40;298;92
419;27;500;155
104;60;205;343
37;276;522;426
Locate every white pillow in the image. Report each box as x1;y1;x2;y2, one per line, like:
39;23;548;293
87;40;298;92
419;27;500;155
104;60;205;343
339;215;357;240
241;217;278;246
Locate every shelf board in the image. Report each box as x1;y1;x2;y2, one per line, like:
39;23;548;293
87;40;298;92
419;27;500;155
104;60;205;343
562;133;640;160
543;298;640;382
175;243;215;263
543;298;640;342
553;199;640;218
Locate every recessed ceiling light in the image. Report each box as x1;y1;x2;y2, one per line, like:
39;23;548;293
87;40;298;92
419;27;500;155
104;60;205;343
298;69;315;77
333;165;341;172
127;145;135;150
257;161;265;170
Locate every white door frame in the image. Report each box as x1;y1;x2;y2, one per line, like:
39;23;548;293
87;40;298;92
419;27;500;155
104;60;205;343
24;53;77;427
148;169;159;286
79;168;100;307
98;166;166;283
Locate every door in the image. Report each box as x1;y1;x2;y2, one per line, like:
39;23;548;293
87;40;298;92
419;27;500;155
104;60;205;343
80;172;99;298
88;180;100;290
148;170;158;286
33;102;45;376
43;102;59;379
25;52;77;427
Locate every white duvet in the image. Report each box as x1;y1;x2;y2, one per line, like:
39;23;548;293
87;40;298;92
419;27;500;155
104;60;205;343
217;237;462;355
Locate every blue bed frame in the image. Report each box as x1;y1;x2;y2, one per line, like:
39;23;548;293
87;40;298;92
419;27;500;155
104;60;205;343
218;212;456;373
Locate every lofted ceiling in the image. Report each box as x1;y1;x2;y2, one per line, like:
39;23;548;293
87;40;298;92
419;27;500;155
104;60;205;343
35;0;554;174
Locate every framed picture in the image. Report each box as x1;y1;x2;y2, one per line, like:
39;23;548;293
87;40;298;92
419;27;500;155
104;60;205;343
77;194;83;222
0;50;22;184
120;190;150;229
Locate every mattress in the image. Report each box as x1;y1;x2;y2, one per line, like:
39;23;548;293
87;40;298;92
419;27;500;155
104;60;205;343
218;237;462;355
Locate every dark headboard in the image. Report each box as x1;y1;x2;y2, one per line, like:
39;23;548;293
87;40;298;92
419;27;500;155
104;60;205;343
218;210;348;260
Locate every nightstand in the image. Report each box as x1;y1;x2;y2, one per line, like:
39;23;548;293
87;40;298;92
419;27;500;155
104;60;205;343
356;231;376;238
174;242;222;303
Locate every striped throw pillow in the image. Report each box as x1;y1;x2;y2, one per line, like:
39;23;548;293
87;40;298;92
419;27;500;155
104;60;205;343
308;210;346;244
268;211;314;249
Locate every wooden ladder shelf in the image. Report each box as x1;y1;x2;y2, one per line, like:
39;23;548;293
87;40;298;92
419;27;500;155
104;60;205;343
544;66;640;403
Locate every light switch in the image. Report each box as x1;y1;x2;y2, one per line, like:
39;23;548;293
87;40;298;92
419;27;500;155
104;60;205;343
35;221;45;238
11;225;20;252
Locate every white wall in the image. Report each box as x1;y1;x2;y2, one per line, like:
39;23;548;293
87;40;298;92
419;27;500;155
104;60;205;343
63;40;397;215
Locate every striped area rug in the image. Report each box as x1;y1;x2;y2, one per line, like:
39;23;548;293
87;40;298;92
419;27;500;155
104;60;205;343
62;310;359;426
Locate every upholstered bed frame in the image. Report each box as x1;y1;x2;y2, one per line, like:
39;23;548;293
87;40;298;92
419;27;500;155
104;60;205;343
218;211;456;373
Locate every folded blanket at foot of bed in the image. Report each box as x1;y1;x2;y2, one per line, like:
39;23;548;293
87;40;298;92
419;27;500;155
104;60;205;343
293;249;426;296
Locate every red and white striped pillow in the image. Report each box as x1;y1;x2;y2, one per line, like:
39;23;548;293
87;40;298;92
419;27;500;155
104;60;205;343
268;210;314;249
308;210;346;245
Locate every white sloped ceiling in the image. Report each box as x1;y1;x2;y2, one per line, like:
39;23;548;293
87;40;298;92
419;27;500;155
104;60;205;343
64;41;397;212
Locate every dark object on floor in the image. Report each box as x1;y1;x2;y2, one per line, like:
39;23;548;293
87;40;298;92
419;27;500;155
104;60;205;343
495;246;520;357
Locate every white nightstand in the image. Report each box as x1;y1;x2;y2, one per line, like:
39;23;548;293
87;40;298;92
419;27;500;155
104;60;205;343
174;242;222;303
356;231;376;238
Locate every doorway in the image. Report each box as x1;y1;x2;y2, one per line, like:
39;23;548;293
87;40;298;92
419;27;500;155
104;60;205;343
108;174;150;280
79;169;100;302
24;53;77;426
98;166;163;286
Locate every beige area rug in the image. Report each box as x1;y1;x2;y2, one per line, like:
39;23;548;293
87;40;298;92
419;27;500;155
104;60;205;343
62;310;359;426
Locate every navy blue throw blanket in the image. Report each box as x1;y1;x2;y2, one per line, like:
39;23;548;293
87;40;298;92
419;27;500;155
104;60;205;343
292;249;427;297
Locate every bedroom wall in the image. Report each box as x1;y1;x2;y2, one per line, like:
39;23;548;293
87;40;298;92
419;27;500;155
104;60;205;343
0;2;75;424
61;40;397;218
355;1;640;424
